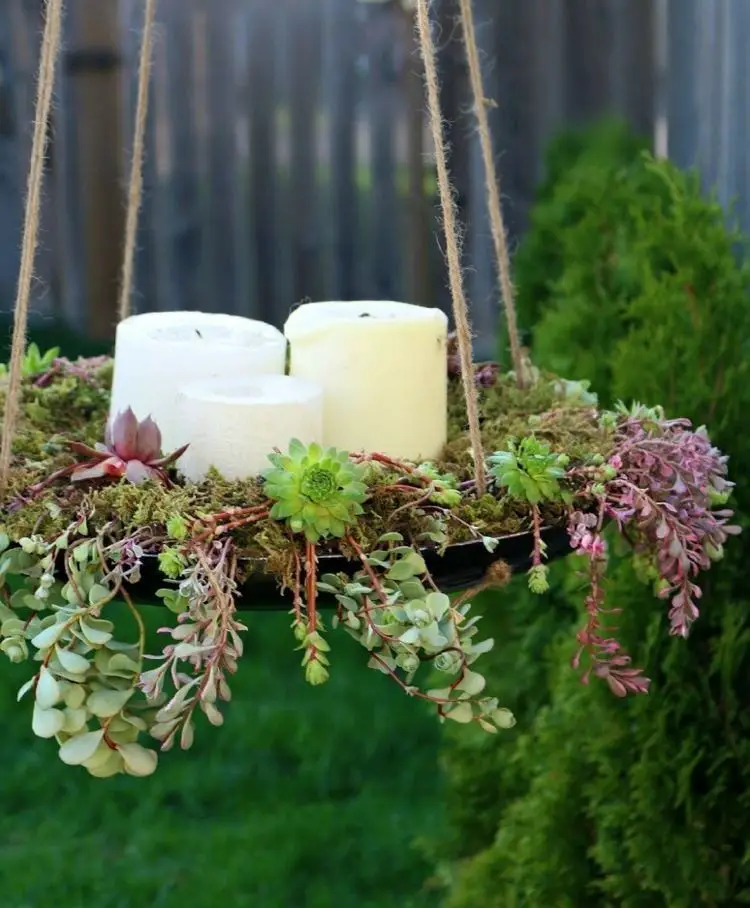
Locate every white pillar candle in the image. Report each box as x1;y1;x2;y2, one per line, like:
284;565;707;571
285;300;448;460
109;311;287;453
175;375;323;481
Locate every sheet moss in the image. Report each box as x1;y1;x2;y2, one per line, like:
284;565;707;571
0;356;612;577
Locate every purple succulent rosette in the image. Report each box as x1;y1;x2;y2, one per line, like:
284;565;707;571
69;407;188;485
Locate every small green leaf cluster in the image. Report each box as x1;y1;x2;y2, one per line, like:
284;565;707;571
550;377;598;406
318;533;514;733
141;548;245;751
414;462;462;508
0;522;247;776
0;342;59;378
0;532;158;778
488;437;570;505
263;439;368;542
298;628;331;686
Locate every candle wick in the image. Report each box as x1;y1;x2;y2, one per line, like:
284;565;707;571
195;330;203;338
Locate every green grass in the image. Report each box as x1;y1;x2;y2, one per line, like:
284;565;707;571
0;610;443;908
0;327;444;908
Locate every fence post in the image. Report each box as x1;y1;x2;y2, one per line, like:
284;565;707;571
0;1;22;315
68;0;126;340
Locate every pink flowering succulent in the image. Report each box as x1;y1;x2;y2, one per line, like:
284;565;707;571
603;415;739;638
69;407;187;485
563;407;740;698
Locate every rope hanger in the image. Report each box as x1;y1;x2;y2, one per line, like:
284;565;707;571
0;0;523;501
0;0;64;492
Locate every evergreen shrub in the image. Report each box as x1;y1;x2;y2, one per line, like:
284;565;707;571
436;119;750;908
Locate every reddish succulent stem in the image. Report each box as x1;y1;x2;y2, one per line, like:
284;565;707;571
351;452;419;474
346;535;391;610
305;541;318;634
292;549;305;629
531;504;543;567
193;505;269;541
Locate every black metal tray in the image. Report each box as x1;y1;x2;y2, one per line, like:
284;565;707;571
126;526;572;611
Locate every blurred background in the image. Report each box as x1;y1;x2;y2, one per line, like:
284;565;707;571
1;0;747;355
3;1;750;907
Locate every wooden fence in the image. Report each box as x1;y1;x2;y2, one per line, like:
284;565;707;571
0;0;745;357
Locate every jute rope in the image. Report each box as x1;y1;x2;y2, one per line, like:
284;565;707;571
118;0;157;321
414;0;486;494
458;0;524;386
0;0;64;492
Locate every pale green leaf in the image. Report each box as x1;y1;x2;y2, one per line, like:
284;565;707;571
105;653;141;676
172;642;211;659
398;579;427;600
119;742;158;777
84;749;124;778
88;584;110;606
201;701;224;726
87;688;133;718
180;719;195;750
17;678;35;702
1;617;25;636
61;706;89;735
82;740;119;772
31;622;66;651
150;721;179;742
492;708;516;729
470;637;495;656
425;592;450;620
59;728;104;766
55;647;90;675
456;669;486;697
426;687;452;701
63;683;87;709
399;627;421;645
446;701;474;724
478;718;499;733
78;617;114;646
32;703;65;738
386;560;418;581
35;667;62;708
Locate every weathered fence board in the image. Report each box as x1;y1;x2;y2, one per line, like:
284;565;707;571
4;0;746;355
667;0;750;236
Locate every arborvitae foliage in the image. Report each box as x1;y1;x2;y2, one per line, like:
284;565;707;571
436;121;750;907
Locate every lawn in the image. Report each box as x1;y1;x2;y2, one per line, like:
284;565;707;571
0;609;443;908
0;325;444;908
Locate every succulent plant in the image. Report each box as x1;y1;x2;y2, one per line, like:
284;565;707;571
263;439;368;542
317;534;514;732
414;462;462;507
488;437;570;504
69;407;187;485
0;342;59;379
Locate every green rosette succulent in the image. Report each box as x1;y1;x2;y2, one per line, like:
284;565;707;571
263;439;368;542
488;436;569;504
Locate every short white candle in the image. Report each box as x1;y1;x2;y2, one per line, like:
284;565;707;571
285;300;448;460
109;311;287;453
175;375;323;482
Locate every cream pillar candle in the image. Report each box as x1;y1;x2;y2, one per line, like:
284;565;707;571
284;301;448;460
175;375;323;482
109;311;287;453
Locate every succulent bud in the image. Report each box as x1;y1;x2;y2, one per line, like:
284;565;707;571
304;659;329;686
396;652;420;674
434;651;461;673
528;564;549;595
1;636;28;663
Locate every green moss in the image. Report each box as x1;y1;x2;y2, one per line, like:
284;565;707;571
2;357;612;582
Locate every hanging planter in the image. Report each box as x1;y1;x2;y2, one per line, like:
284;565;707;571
0;0;740;781
0;343;739;779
